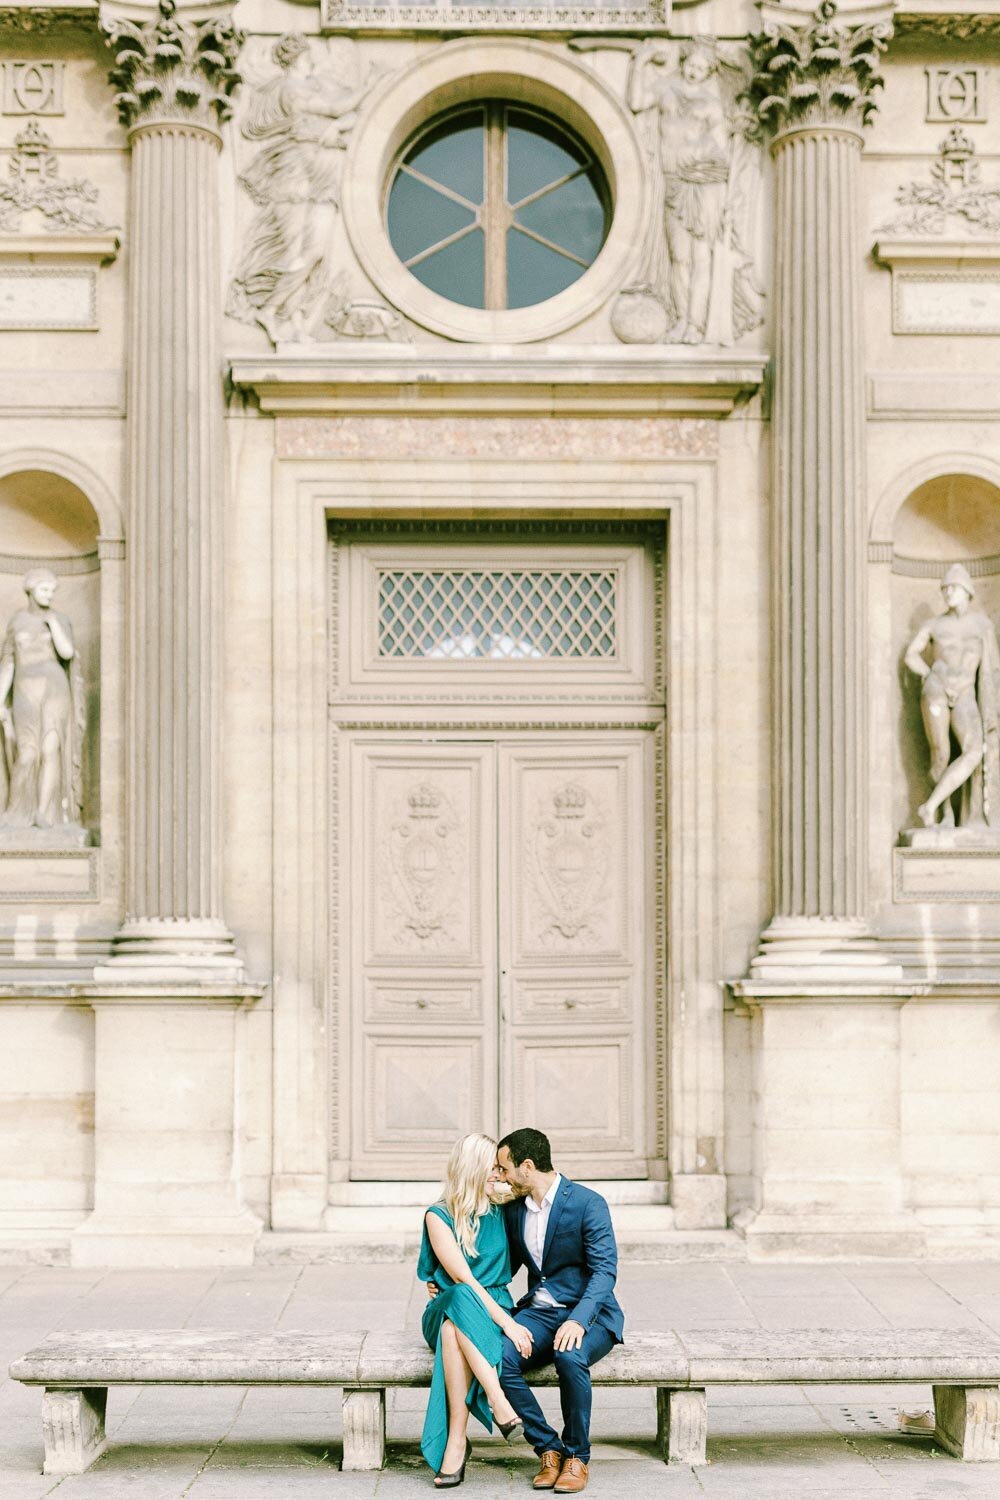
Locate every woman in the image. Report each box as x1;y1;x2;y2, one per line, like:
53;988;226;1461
419;1133;530;1487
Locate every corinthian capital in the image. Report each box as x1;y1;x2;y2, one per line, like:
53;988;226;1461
750;0;892;137
103;0;242;132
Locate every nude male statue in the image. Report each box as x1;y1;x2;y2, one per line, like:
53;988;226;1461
904;564;1000;829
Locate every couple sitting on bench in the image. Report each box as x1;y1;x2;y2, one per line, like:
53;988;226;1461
419;1127;623;1493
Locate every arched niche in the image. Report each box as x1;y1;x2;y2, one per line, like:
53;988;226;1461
890;471;1000;834
0;469;102;842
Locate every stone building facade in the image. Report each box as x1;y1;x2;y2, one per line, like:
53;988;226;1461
0;0;998;1266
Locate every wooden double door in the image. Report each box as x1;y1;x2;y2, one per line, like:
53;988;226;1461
344;732;653;1179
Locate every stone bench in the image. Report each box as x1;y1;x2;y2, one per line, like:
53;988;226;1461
10;1327;1000;1476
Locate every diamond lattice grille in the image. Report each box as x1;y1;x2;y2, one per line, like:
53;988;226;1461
377;568;618;661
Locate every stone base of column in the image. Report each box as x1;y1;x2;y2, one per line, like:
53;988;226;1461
72;986;263;1267
671;1174;727;1230
71;1210;261;1268
270;1174;328;1232
738;1208;925;1261
95;919;245;984
749;917;904;984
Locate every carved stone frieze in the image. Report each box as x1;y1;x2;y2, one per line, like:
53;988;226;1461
102;0;242;133
894;14;999;43
612;37;764;346
881;127;1000;238
749;0;891;137
228;35;379;345
0;118;110;233
0;9;91;34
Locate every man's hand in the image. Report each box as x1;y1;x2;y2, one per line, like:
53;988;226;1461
553;1319;586;1353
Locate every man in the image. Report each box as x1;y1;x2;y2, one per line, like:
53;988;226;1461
904;562;1000;830
496;1128;624;1495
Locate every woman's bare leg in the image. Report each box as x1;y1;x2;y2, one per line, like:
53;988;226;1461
437;1319;472;1480
453;1326;518;1425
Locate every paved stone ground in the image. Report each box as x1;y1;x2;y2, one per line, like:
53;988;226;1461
4;1260;1000;1498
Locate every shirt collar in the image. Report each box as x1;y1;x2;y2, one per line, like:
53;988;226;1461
525;1173;562;1213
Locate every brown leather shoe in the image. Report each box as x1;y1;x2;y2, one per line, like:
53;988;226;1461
532;1450;564;1490
553;1456;589;1494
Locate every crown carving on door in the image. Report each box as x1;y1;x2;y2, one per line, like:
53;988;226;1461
553;783;587;820
407;783;443;818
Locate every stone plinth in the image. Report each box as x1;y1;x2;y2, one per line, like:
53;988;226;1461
71;987;262;1267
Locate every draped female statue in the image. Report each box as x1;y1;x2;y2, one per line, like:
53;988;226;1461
0;568;86;842
227;34;374;344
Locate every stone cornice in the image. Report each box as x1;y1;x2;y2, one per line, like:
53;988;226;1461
750;0;892;139
229;348;768;419
102;0;242;133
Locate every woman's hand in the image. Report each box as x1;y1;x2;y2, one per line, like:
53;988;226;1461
502;1318;534;1359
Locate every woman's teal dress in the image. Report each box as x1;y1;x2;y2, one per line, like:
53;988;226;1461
418;1202;513;1474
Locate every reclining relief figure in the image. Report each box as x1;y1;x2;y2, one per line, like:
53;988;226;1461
0;568;86;845
904;563;1000;837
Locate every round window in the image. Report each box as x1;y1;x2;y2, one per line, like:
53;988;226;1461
385;102;611;312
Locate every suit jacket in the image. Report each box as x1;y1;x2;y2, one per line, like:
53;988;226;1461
503;1177;625;1343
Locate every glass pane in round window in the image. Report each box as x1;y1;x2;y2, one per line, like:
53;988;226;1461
385;103;610;312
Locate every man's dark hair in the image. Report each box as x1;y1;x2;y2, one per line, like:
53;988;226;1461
497;1127;553;1172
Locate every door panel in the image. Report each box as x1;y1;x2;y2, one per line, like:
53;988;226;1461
350;741;497;1175
498;740;648;1176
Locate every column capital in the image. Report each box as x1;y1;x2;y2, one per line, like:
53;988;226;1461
750;0;892;140
102;0;242;134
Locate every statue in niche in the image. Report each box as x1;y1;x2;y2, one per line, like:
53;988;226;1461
0;568;87;846
227;35;378;344
613;38;764;346
903;564;1000;840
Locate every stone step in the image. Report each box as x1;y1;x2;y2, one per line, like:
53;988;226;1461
257;1227;746;1265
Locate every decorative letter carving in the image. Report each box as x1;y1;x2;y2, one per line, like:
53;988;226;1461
103;0;242;132
613;38;764;346
0;119;110;233
0;569;87;847
2;61;65;116
228;36;383;345
748;0;891;135
881;127;1000;237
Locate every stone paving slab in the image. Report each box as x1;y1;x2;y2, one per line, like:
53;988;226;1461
4;1261;1000;1495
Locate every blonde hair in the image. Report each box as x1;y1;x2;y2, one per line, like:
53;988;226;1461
441;1133;497;1257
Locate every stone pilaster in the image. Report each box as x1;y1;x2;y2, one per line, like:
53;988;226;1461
101;0;242;976
749;2;894;977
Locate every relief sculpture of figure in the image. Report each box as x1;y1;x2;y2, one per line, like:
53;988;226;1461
0;568;86;843
620;38;764;346
227;35;375;344
904;564;1000;834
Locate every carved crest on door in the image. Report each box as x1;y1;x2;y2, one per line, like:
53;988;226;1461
384;779;462;946
530;781;610;946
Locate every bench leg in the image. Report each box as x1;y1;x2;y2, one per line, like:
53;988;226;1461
656;1387;707;1465
41;1387;108;1475
933;1385;1000;1461
342;1388;386;1471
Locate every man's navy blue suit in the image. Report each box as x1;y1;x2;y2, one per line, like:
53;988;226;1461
500;1177;624;1464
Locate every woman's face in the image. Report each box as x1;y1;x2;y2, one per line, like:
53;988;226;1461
29;578;57;609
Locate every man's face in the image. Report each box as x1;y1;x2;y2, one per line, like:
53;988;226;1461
681;51;713;85
496;1147;531;1198
943;583;971;613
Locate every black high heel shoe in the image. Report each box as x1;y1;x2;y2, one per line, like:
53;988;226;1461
496;1414;523;1443
434;1437;471;1488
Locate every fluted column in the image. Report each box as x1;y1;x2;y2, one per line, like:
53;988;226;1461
750;2;893;974
103;1;242;973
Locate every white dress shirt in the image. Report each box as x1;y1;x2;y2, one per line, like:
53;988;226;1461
523;1174;564;1307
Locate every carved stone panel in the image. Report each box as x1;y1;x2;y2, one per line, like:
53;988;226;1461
499;739;648;1173
350;741;496;1174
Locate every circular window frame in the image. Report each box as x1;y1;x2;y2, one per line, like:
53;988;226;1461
342;38;646;344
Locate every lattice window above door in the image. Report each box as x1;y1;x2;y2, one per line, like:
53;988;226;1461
376;568;618;661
